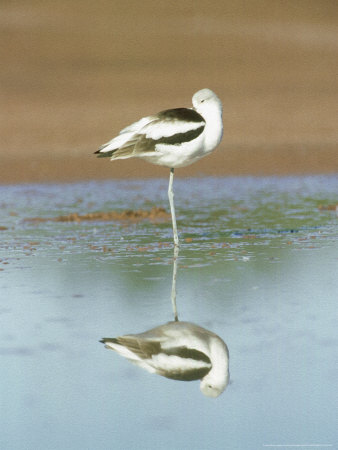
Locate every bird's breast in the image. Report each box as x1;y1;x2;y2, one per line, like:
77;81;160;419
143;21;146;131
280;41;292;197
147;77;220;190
202;112;223;153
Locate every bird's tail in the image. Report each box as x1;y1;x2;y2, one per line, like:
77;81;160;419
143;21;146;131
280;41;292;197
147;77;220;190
94;144;116;158
100;337;118;347
100;337;143;362
94;132;136;159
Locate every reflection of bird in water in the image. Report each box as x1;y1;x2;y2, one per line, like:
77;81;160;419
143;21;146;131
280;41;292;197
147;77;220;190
101;321;229;398
95;89;223;247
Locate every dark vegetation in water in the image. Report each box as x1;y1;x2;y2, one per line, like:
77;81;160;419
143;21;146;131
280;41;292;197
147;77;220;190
318;204;338;211
23;207;170;224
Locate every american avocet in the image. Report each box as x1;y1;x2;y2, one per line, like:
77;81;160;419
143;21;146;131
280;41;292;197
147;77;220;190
95;89;223;247
101;320;229;398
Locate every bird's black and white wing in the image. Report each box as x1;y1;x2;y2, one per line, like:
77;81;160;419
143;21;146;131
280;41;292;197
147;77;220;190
101;335;212;381
95;108;205;159
152;345;212;381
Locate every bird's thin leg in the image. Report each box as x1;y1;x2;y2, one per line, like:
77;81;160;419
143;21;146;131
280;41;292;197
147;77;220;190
171;244;179;321
168;168;179;248
168;168;179;320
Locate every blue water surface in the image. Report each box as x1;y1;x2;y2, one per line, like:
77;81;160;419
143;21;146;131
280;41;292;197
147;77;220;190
0;175;337;450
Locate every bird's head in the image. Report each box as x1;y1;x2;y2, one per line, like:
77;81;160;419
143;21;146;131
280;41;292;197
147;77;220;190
200;375;228;398
192;88;222;114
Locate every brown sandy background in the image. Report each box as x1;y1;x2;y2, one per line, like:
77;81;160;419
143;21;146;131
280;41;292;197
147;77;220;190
1;0;337;184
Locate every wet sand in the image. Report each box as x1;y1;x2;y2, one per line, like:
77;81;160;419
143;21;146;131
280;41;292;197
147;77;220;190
1;0;337;183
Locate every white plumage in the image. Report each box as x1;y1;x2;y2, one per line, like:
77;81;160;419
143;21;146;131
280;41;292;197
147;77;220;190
101;321;230;398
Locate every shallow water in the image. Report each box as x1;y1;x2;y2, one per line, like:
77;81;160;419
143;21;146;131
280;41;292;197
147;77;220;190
0;176;337;450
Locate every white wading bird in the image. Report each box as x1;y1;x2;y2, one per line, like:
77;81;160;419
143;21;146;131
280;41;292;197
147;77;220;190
95;88;223;247
101;321;229;398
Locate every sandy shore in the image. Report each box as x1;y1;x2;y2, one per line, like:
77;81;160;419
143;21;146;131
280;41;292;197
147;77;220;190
1;0;337;183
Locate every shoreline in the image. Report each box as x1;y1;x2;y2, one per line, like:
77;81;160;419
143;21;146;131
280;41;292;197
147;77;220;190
1;144;337;185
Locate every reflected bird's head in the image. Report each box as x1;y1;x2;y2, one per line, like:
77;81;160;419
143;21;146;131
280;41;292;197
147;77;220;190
200;369;230;398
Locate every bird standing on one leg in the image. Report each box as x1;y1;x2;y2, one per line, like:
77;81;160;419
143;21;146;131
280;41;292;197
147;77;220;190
95;88;223;247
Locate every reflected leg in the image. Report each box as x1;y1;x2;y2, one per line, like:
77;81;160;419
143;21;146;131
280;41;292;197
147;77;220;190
171;244;179;321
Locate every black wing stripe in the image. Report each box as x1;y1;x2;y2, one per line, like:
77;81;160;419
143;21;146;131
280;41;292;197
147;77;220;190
161;367;211;381
163;346;211;364
154;125;205;146
134;125;205;153
157;108;204;123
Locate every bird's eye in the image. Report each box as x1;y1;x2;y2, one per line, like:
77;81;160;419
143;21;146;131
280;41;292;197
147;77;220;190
201;99;205;103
